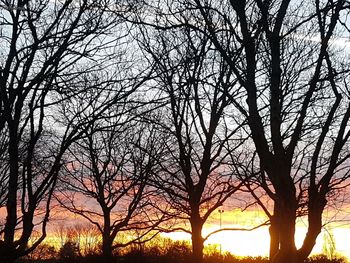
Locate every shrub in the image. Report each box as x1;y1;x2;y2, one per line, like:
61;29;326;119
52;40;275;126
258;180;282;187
58;241;80;262
306;254;348;263
27;244;57;260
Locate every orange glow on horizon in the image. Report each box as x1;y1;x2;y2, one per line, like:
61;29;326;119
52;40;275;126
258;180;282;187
2;206;350;260
162;208;350;260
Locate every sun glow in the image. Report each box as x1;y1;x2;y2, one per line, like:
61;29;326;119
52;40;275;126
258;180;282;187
206;227;270;256
162;209;350;260
7;205;350;260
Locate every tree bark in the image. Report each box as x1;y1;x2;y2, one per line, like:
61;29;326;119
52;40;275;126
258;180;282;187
0;240;17;263
102;210;113;262
4;126;19;245
191;217;204;263
102;235;113;262
269;215;279;260
17;210;35;253
271;196;298;263
297;195;325;262
1;126;19;263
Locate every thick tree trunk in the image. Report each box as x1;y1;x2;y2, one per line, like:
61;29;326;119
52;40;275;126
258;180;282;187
263;160;298;263
102;209;114;262
272;220;297;263
0;241;17;263
297;195;325;262
271;197;298;263
4;127;19;245
191;217;204;263
1;127;19;263
102;235;113;262
269;215;279;260
14;212;35;256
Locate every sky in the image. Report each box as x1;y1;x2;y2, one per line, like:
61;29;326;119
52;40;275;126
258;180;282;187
0;1;350;260
2;200;350;259
162;208;350;260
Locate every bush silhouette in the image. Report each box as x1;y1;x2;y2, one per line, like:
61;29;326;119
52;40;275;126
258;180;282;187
59;241;80;262
306;254;347;263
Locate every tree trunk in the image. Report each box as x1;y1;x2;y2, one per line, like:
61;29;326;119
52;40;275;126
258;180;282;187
297;195;325;262
4;127;19;245
102;209;113;262
1;127;19;263
271;199;298;263
269;215;279;260
102;235;113;262
191;217;204;263
0;241;17;263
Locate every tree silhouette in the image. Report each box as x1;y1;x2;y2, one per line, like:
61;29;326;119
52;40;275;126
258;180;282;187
137;24;251;263
131;0;350;262
0;0;130;261
58;113;164;260
170;1;350;262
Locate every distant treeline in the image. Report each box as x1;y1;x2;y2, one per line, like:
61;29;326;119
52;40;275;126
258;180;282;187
18;238;348;263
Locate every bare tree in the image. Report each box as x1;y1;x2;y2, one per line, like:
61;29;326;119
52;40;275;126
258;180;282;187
54;223;100;256
128;0;350;262
137;25;253;263
145;1;350;263
57;114;164;261
0;0;135;261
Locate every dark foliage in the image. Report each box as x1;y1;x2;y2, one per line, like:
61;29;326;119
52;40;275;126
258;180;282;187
17;252;348;263
58;241;80;262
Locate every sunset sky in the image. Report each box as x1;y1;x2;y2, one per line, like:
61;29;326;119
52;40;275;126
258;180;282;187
162;208;350;259
1;1;350;263
2;190;350;260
